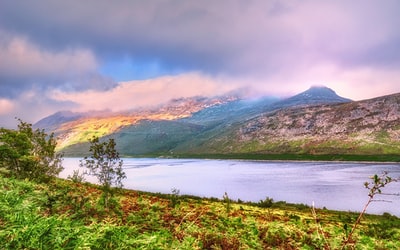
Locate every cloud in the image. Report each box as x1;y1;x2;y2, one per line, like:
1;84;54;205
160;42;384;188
0;31;115;98
0;35;96;77
1;0;400;126
2;0;399;78
51;73;241;112
245;63;400;101
0;90;77;128
0;98;14;115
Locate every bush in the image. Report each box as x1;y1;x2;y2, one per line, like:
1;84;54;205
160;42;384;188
258;197;274;208
67;170;85;183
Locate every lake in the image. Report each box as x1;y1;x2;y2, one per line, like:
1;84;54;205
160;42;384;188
61;158;400;216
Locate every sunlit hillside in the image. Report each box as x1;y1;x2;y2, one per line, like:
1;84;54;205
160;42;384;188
39;96;238;150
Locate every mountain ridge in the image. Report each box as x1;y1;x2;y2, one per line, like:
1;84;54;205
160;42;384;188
192;92;400;156
34;86;400;158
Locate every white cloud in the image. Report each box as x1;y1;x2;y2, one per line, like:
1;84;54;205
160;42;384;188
51;65;400;116
52;72;241;112
0;98;14;115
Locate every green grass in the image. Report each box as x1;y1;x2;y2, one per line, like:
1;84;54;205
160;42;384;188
0;174;400;249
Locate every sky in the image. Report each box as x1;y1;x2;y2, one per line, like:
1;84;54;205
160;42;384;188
1;0;400;128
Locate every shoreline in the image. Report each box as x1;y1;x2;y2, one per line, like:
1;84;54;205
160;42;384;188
119;153;400;164
64;155;400;165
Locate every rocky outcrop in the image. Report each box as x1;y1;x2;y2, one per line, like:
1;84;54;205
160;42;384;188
235;93;400;154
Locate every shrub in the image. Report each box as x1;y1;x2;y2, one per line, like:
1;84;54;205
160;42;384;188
67;170;85;183
258;197;274;208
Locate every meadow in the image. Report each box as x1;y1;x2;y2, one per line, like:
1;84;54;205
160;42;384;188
0;173;399;249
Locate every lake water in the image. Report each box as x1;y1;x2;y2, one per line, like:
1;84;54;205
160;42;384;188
61;158;400;216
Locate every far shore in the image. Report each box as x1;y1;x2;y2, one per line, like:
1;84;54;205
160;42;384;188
113;153;400;163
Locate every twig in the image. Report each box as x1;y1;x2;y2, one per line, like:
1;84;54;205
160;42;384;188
175;207;205;231
311;201;330;250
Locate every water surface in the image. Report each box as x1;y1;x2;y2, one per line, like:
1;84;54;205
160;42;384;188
61;158;400;216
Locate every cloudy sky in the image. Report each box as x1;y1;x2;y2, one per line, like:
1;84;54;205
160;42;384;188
1;0;400;127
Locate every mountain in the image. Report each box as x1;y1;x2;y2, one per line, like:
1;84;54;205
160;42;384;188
270;86;351;108
36;95;240;151
181;92;400;156
36;85;400;158
34;111;84;131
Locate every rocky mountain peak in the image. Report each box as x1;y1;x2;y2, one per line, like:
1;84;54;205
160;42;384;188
272;85;352;109
301;86;341;98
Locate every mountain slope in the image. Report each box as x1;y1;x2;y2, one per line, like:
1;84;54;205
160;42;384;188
110;86;353;155
186;92;400;155
34;111;84;132
57;86;361;156
36;95;238;151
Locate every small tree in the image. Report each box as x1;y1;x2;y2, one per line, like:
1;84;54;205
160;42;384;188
0;119;63;182
80;136;126;209
341;171;398;248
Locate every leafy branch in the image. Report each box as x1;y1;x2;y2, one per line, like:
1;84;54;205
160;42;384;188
341;171;399;249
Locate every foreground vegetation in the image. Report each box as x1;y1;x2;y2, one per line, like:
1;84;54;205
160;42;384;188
0;174;399;249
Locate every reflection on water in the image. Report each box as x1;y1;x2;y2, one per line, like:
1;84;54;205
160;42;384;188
61;158;400;216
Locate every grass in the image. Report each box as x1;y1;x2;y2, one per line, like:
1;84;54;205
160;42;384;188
0;174;400;249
